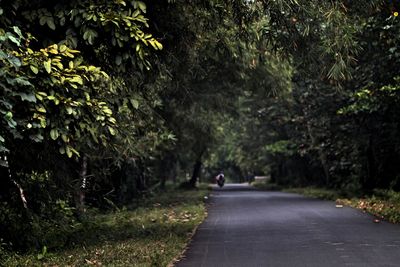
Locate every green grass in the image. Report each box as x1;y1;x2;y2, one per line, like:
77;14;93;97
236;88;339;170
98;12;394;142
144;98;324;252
1;186;209;267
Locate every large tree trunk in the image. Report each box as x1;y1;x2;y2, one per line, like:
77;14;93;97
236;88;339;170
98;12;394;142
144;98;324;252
189;160;202;187
188;150;205;188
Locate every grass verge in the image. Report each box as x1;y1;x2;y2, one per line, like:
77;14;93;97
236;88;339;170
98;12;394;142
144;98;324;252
1;186;209;267
337;190;400;223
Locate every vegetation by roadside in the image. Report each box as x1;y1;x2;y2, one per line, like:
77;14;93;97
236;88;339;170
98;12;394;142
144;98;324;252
1;185;209;267
336;190;400;224
252;182;400;224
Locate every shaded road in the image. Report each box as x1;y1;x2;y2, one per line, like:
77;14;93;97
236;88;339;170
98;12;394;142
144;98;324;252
176;184;400;267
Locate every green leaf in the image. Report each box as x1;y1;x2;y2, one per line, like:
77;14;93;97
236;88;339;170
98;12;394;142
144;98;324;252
60;17;66;26
47;17;56;30
0;50;7;60
155;41;163;50
59;44;67;53
66;106;73;115
37;246;47;260
130;99;139;109
37;107;46;113
14;77;32;87
137;1;147;13
7;76;32;88
102;107;113;115
12;26;23;38
7;55;21;68
35;93;43;101
66;146;73;158
29;134;43;143
50;129;59;140
108;126;116;136
7;119;17;128
44;59;52;73
69;146;80;157
61;134;68;142
4;111;12;119
8;34;20;46
39;16;47;26
30;65;39;74
83;29;98;45
115;55;122;65
37;91;47;97
108;117;117;124
40;118;47;128
70;76;83;85
19;92;36;102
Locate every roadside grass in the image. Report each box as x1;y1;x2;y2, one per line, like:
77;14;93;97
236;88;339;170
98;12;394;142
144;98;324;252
252;181;400;224
1;185;209;267
337;190;400;223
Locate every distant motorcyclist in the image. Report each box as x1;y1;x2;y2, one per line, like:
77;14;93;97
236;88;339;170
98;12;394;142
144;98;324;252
215;171;225;187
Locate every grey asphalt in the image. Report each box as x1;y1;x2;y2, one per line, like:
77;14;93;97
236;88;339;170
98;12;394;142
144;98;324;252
175;183;400;267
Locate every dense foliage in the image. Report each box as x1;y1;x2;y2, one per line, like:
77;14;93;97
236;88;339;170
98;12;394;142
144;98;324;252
1;0;400;259
213;0;400;193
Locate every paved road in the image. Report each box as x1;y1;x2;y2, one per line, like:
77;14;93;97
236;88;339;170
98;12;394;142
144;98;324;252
176;183;400;267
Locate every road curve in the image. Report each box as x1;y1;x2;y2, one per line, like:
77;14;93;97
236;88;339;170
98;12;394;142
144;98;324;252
175;183;400;267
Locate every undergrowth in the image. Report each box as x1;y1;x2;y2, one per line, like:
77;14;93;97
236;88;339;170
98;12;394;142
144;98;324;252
1;185;209;267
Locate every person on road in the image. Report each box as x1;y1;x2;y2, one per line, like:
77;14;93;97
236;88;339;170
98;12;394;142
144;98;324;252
215;171;224;184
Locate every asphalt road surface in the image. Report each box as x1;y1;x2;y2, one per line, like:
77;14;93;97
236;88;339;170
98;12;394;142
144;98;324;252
175;183;400;267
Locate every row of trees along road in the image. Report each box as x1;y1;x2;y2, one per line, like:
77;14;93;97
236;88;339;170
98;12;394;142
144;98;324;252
1;0;399;251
